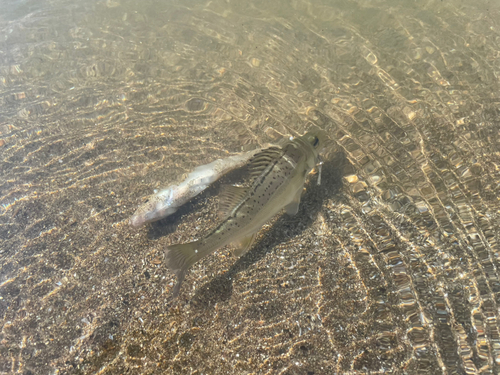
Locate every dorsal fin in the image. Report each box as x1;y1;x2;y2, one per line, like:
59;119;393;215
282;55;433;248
218;185;248;219
247;146;283;179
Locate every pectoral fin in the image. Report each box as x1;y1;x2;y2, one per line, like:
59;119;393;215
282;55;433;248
231;233;257;257
285;188;303;215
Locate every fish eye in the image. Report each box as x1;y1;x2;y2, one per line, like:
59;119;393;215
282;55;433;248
313;136;319;147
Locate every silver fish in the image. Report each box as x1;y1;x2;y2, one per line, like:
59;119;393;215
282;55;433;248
129;149;260;228
165;130;326;297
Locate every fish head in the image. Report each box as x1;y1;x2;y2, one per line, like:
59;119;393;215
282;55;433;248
302;129;327;150
129;186;179;228
295;129;327;170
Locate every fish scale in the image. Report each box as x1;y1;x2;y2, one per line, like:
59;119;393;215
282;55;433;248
165;130;326;297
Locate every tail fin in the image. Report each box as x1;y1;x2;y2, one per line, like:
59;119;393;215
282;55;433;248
165;240;201;297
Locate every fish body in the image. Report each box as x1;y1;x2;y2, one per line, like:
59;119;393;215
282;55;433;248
129;149;260;228
165;130;325;297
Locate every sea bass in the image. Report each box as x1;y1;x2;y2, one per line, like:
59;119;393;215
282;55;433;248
165;130;326;297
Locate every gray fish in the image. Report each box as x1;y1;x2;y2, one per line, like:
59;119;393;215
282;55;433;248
165;130;326;297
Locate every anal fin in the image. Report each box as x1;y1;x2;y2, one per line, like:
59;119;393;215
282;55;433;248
231;233;257;257
285;187;303;215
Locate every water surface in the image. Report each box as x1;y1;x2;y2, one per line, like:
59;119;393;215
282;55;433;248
1;0;500;373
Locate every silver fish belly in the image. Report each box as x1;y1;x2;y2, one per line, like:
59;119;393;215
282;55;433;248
164;130;326;297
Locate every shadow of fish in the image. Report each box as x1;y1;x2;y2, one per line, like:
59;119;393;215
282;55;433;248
188;152;347;308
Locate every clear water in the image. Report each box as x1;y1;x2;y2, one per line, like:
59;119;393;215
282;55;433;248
1;0;500;373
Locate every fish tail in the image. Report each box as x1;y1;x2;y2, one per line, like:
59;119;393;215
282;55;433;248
165;240;201;297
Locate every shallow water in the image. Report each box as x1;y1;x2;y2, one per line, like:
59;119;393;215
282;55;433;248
1;0;500;373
